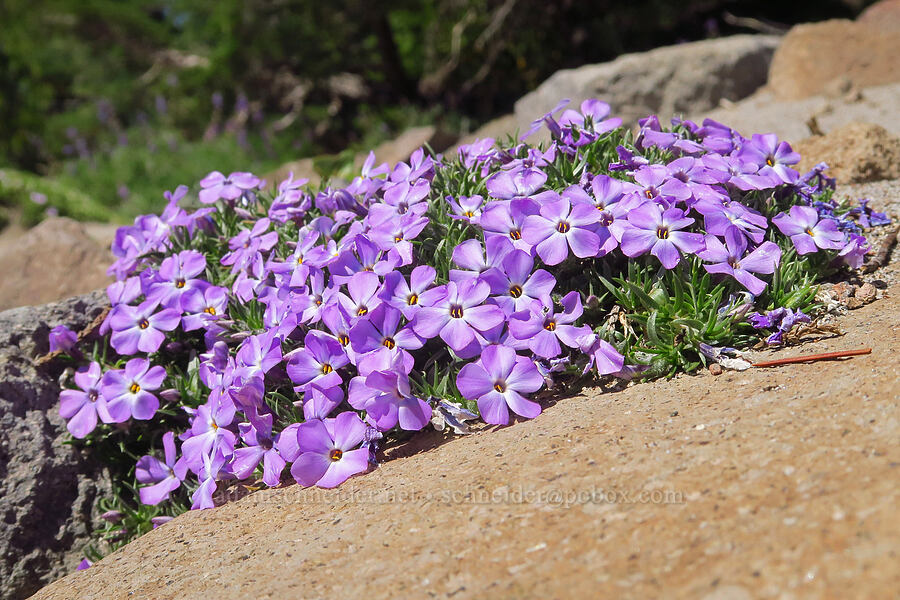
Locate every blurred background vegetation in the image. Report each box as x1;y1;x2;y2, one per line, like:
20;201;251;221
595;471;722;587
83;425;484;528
0;0;874;226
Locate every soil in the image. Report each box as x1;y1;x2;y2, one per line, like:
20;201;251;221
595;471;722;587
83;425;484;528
31;197;900;599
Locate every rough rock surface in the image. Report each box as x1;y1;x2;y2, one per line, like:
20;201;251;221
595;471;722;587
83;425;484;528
794;122;900;183
698;82;900;144
515;34;780;128
0;291;111;600
30;186;900;598
0;217;113;311
858;0;900;31
767;19;900;101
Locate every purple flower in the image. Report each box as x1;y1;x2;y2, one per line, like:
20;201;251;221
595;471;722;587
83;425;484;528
136;432;187;505
698;227;782;296
231;412;286;487
581;334;626;375
481;249;556;315
108;299;181;355
485;167;547;200
337;270;383;319
522;194;602;265
561;176;633;253
508;292;592;358
98;358;166;422
772;206;844;255
447;195;485;222
49;325;77;353
286;330;349;391
632;165;691;206
181;285;228;331
221;218;279;276
620;203;705;269
379;265;439;319
199;171;260;204
737;134;800;184
412;278;505;354
59;362;104;438
180;398;237;474
290;412;371;488
838;233;870;269
349;303;424;359
449;236;514;282
147;250;207;309
479;197;540;252
350;368;432;431
235;330;283;381
456;345;543;425
696;199;768;244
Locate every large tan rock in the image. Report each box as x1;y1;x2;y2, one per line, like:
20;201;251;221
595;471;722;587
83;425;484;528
858;0;900;31
0;217;112;310
698;81;900;145
767;19;900;101
794;122;900;183
30;283;900;599
516;35;780;127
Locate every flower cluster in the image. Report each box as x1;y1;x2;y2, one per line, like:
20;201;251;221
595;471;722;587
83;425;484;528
55;98;877;525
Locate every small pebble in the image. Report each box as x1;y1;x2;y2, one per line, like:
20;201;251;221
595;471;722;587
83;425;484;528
708;363;723;376
856;282;877;304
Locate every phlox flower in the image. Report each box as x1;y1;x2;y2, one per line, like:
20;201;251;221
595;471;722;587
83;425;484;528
772;205;844;254
456;345;543;425
136;432;187;505
507;292;592;358
59;362;104;438
698;227;782;296
620;202;705;269
108;299;181;355
290;412;371;488
522;193;602;265
286;330;349;391
199;171;260;204
49;325;77;353
379;265;439;319
412;278;504;354
231;412;286;487
481;249;555;315
98;358;166;423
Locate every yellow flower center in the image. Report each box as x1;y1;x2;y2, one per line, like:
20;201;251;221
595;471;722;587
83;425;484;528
509;229;522;240
338;334;350;346
138;319;150;330
356;306;368;316
493;381;506;393
329;449;343;462
129;382;141;394
656;227;669;240
407;293;418;306
544;320;557;331
383;337;396;349
321;363;333;374
450;305;464;319
556;221;570;234
509;285;523;298
204;306;217;315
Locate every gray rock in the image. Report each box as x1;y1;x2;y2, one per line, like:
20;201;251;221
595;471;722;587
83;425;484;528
0;290;111;600
697;82;900;144
515;34;780;130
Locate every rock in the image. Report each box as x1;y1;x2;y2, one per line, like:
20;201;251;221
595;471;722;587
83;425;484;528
515;35;780;127
708;363;723;376
0;290;112;600
856;282;878;304
0;217;112;311
858;0;900;32
767;20;900;101
845;296;865;310
698;81;900;145
794;123;900;183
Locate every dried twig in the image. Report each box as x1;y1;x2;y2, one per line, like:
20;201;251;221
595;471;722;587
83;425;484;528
862;224;900;273
34;306;111;368
751;348;871;368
